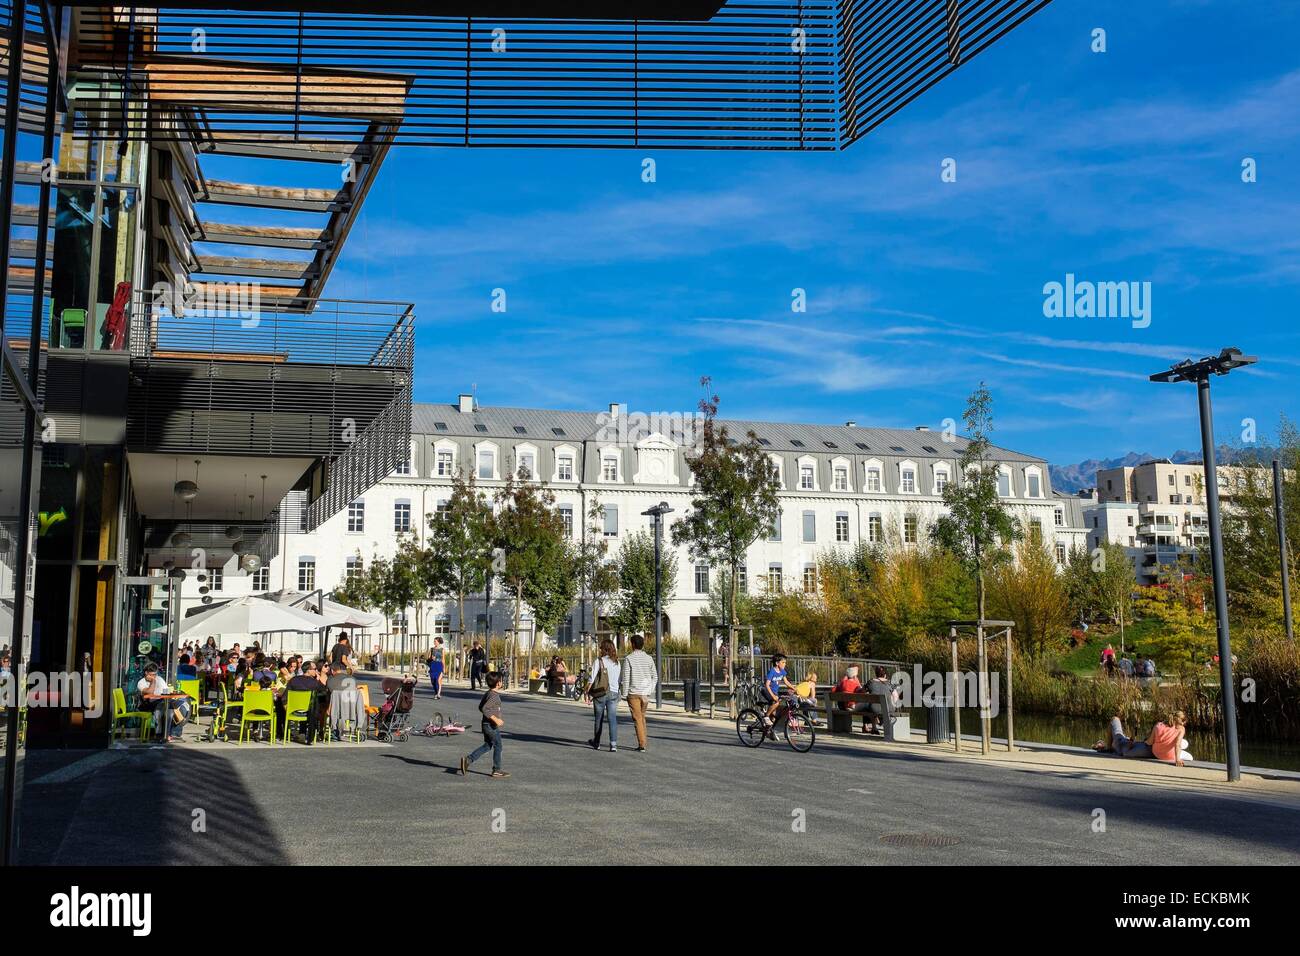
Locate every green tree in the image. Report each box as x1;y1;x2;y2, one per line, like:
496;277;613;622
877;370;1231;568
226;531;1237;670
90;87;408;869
392;533;433;654
672;379;781;687
427;470;495;638
614;529;679;634
990;537;1072;658
930;383;1022;624
574;491;619;635
1218;417;1299;631
493;474;574;658
1135;576;1217;673
1063;541;1135;646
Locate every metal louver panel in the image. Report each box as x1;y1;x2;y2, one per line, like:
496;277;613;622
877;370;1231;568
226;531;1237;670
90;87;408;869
838;0;1054;147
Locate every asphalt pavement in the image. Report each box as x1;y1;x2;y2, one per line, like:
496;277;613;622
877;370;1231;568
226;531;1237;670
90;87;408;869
18;675;1300;865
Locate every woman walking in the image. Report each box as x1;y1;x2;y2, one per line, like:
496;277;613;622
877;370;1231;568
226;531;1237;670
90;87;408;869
427;637;445;700
585;638;622;752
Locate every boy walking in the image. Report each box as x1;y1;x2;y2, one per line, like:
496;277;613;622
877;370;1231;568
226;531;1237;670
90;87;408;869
460;672;509;778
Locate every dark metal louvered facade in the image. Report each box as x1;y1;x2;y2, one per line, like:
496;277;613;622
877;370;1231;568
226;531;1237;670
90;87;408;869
65;1;1059;152
838;0;1055;147
125;299;414;529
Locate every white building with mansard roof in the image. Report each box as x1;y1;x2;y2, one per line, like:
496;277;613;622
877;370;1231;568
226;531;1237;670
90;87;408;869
185;393;1088;648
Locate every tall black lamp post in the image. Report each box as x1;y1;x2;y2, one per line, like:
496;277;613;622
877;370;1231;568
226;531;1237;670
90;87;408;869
642;501;674;709
1150;347;1257;782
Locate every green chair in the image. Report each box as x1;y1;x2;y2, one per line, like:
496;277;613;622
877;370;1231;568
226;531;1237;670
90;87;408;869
112;687;153;741
238;688;276;744
215;680;242;740
281;689;316;744
59;308;86;348
177;679;202;737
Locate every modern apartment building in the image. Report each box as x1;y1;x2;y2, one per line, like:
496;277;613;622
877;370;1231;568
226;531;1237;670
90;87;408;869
1087;459;1225;583
207;395;1092;646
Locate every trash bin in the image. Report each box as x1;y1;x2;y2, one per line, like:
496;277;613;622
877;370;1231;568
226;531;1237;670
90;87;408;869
682;678;700;713
926;696;952;744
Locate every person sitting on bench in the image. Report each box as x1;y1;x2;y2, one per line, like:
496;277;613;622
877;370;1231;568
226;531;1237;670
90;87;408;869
866;665;902;735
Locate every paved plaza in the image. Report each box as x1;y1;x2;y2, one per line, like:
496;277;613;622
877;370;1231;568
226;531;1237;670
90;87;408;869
19;675;1300;866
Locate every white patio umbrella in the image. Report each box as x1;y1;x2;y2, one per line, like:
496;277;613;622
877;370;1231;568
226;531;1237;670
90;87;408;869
178;595;333;639
265;589;382;629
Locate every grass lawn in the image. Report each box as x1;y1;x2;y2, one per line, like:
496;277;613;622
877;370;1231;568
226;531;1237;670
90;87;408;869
1055;620;1164;676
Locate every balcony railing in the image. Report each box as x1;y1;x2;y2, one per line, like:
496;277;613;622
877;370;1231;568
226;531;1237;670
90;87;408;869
129;295;414;368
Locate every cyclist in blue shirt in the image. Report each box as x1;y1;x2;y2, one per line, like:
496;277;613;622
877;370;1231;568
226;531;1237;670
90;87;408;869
762;654;797;729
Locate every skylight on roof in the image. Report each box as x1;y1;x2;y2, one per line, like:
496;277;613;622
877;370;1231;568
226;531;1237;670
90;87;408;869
552;428;566;437
475;424;488;433
434;422;448;431
514;426;527;434
823;441;837;449
790;439;805;447
922;445;938;453
890;446;905;453
855;442;869;450
758;438;771;446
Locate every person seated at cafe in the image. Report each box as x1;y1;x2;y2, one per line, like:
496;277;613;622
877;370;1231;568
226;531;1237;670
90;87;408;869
284;660;328;745
176;653;198;680
137;662;189;741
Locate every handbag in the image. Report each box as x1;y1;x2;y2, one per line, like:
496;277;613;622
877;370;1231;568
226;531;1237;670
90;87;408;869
588;658;609;700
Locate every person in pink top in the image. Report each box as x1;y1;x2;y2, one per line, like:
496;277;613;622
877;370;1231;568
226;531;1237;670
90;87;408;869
1095;710;1188;765
1149;711;1187;765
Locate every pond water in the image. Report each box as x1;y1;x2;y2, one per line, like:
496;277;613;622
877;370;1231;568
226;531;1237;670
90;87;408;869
950;708;1300;773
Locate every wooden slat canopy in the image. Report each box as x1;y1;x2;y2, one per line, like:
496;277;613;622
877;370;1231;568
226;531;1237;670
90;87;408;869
143;58;410;119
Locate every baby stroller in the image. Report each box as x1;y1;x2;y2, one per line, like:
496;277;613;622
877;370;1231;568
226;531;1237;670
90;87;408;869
371;676;416;742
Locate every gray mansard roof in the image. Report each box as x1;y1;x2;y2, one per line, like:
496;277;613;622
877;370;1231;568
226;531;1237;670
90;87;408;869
410;402;1045;463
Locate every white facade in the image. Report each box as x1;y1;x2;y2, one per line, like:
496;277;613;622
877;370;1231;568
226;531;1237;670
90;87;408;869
208;398;1088;646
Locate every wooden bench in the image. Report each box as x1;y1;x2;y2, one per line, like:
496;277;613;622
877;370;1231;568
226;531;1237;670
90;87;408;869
821;690;911;742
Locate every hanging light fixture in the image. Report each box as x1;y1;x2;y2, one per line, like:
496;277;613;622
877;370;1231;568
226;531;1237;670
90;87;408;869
175;458;201;501
171;531;192;547
225;525;243;541
242;553;262;572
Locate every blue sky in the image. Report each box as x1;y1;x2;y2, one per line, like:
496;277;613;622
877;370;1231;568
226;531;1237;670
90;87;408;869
225;0;1300;464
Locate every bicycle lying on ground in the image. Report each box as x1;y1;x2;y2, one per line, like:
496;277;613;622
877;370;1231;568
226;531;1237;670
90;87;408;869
410;712;467;737
736;694;816;753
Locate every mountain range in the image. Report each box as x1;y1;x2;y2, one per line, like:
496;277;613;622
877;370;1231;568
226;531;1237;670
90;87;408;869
1049;446;1278;494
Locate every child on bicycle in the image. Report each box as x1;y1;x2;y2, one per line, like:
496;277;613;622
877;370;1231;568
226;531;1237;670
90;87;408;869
762;654;797;730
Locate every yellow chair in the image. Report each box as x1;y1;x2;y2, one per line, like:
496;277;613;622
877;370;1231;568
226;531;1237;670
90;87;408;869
238;688;276;744
358;683;378;740
112;687;153;741
177;679;202;736
215;680;243;740
281;689;316;744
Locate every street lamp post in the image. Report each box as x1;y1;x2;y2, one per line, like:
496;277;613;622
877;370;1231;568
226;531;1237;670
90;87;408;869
1274;458;1295;642
642;501;674;709
1150;347;1257;782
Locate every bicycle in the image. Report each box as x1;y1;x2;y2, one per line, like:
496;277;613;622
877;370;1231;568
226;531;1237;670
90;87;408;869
733;676;764;712
411;712;466;737
736;694;816;753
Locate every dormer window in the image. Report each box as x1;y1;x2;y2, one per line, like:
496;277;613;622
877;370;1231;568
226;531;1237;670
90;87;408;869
800;465;815;490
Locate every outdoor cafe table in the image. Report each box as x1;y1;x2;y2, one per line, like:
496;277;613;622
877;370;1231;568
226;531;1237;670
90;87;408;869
141;692;189;742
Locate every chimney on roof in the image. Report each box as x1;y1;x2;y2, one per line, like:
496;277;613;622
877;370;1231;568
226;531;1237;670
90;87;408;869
845;421;856;428
608;402;620;418
458;393;474;414
915;425;930;431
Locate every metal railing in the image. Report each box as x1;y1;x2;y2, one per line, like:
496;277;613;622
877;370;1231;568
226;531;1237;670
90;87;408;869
129;295;414;369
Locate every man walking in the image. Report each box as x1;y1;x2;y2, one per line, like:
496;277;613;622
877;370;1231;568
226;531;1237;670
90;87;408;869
619;633;659;753
468;639;488;690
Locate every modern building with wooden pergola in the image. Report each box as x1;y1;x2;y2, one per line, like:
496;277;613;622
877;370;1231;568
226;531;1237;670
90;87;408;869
0;0;1057;862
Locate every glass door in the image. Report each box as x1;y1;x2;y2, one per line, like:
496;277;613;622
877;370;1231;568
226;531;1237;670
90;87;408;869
116;576;177;698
